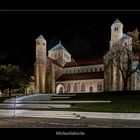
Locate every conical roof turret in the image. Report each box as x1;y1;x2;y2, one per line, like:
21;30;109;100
36;34;46;41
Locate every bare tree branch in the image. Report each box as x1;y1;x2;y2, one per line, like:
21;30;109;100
104;42;140;91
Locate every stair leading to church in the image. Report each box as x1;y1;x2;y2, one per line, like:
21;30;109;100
0;94;72;110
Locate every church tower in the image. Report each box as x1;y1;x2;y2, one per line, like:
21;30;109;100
110;19;123;47
34;35;47;93
48;40;71;66
104;19;124;91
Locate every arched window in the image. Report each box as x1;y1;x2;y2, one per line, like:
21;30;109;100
74;83;77;92
81;83;85;92
67;83;71;92
36;41;40;45
114;27;118;31
89;87;93;92
97;82;102;92
78;70;79;73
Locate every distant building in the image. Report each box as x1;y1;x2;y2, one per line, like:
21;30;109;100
27;19;140;94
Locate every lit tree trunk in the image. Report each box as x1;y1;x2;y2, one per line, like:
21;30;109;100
123;78;128;91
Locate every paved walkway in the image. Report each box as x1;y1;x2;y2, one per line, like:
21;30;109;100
1;94;139;121
0;104;71;109
1;109;140;120
4;100;111;104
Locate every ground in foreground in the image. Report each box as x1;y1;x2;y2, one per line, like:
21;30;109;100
0;117;140;128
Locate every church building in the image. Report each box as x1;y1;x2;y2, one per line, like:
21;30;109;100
28;19;140;94
104;19;140;91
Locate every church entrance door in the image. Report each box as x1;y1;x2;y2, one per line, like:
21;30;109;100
59;87;63;93
56;84;65;93
89;87;93;92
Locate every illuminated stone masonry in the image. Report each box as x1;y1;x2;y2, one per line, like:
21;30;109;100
27;19;140;94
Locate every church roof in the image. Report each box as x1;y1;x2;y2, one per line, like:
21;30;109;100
113;19;122;24
123;33;132;39
36;34;46;41
49;41;69;53
64;59;103;68
57;72;104;81
64;62;79;67
47;56;63;68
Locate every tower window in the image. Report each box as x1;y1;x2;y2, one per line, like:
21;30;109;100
37;42;40;45
114;27;118;31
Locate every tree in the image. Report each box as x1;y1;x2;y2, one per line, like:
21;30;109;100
0;64;32;97
104;42;140;91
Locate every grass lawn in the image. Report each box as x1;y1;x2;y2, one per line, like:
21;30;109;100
1;91;140;113
62;91;140;113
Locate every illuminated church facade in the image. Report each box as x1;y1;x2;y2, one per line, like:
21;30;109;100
34;35;104;93
104;19;140;91
28;19;140;94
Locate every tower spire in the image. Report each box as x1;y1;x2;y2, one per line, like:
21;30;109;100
36;34;46;41
113;18;122;24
